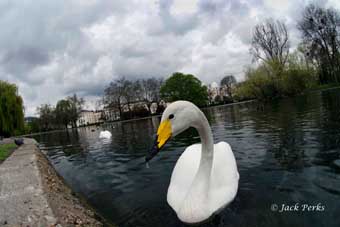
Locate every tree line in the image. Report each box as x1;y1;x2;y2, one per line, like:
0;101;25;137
234;4;340;101
36;94;84;131
103;72;216;121
103;77;164;120
36;74;208;130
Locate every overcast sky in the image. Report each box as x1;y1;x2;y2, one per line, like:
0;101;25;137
1;0;340;116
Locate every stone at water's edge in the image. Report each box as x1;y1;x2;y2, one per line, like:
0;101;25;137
0;138;57;226
36;144;104;226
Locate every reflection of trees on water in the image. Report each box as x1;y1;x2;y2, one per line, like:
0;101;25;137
204;103;251;131
36;130;86;157
248;93;324;170
202;108;216;124
320;89;340;147
265;100;306;170
227;92;338;227
243;89;340;221
313;89;340;167
107;119;156;155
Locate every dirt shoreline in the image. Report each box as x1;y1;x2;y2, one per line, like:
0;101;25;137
36;150;113;227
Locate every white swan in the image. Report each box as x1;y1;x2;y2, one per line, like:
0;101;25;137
146;101;239;224
99;130;112;139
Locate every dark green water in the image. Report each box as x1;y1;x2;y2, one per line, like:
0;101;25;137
34;88;340;227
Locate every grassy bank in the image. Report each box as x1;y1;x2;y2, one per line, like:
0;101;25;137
0;143;17;162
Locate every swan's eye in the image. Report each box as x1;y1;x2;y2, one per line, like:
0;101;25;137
169;114;174;120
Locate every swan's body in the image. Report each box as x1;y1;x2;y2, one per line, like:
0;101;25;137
99;130;112;139
168;142;239;223
146;101;239;224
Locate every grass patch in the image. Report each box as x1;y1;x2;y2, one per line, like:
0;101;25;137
0;143;17;162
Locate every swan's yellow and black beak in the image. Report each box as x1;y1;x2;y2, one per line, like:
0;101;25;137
145;119;172;162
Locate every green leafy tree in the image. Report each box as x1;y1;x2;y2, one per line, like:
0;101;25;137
0;81;24;137
67;94;84;128
234;51;317;101
37;104;55;131
55;99;72;128
24;118;40;134
214;95;222;104
160;72;208;107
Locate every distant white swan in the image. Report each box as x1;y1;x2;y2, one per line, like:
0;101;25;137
146;101;239;224
99;130;112;139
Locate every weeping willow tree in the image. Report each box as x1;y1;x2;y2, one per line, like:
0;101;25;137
0;81;24;137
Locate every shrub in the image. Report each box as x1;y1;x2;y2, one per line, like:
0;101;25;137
234;52;317;100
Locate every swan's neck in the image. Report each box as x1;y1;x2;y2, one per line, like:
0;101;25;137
180;110;214;212
192;110;214;184
194;111;214;160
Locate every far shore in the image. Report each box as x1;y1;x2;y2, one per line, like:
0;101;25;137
21;99;256;137
20;84;340;138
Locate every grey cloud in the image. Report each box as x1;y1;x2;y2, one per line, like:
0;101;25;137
65;81;105;97
148;0;199;36
0;0;339;116
0;0;128;75
1;47;50;77
198;0;251;45
120;45;153;58
198;0;229;15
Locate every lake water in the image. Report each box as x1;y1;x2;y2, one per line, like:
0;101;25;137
34;88;340;227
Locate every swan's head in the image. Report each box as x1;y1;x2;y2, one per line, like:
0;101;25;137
146;101;200;162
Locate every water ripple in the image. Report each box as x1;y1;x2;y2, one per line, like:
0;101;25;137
34;88;340;227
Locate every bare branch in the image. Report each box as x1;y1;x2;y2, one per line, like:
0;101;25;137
250;19;290;73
